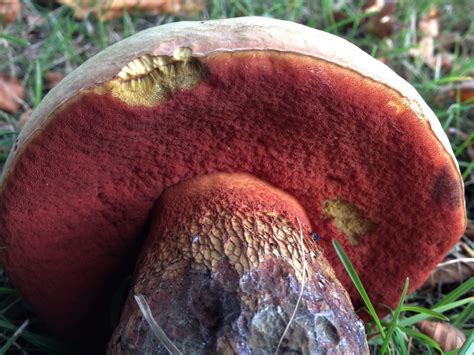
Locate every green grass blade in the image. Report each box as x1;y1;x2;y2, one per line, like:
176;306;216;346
434;277;474;308
455;132;474;156
324;11;375;33
0;319;63;352
34;60;43;108
0;319;28;353
458;331;474;355
398;326;443;353
399;297;474;327
332;239;385;339
0;33;30;47
452;303;474;327
401;306;449;321
0;287;17;295
392;327;408;355
321;0;337;33
379;278;409;355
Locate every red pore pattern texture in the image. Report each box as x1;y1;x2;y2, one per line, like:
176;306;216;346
0;51;465;338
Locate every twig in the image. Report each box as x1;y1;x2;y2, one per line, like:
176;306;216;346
134;294;182;355
275;217;307;354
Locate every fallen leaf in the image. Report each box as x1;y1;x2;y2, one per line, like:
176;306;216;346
425;258;474;287
25;12;47;28
0;73;24;113
364;0;400;38
364;0;385;13
417;321;466;352
45;71;64;90
458;80;474;103
0;0;20;23
435;80;474;106
409;31;453;70
408;6;455;71
18;110;31;129
410;36;435;67
419;6;439;38
57;0;204;21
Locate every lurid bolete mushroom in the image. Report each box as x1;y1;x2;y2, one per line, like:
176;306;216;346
0;17;466;351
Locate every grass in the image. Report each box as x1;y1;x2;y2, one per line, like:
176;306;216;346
0;0;473;353
334;239;473;354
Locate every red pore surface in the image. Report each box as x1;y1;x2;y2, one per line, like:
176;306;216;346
0;52;465;339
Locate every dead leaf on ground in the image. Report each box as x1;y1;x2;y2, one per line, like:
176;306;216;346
57;0;204;21
364;0;385;13
436;80;474;107
0;73;24;113
417;321;466;352
0;0;20;23
425;258;474;287
45;71;65;90
409;6;454;71
364;0;400;38
457;80;474;103
419;6;439;38
409;36;454;70
410;36;435;67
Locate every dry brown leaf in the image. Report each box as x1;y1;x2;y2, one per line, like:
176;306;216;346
417;321;466;352
409;6;454;70
457;80;474;103
364;0;400;38
425;258;474;287
18;110;31;129
435;81;474;106
0;73;24;113
45;71;65;90
57;0;204;20
409;35;453;70
364;0;385;13
0;0;20;23
419;6;439;38
410;36;435;67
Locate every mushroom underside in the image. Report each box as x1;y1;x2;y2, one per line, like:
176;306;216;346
0;51;465;339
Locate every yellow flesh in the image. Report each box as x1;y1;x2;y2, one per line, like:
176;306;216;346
103;48;205;106
323;199;376;245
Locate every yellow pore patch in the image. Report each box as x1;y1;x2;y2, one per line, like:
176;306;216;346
103;47;205;106
323;199;376;245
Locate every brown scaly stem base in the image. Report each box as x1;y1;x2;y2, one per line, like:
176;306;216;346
108;173;368;354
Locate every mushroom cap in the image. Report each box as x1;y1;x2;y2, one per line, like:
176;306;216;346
0;17;466;338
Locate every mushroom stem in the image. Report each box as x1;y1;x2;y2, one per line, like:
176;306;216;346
108;173;368;354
